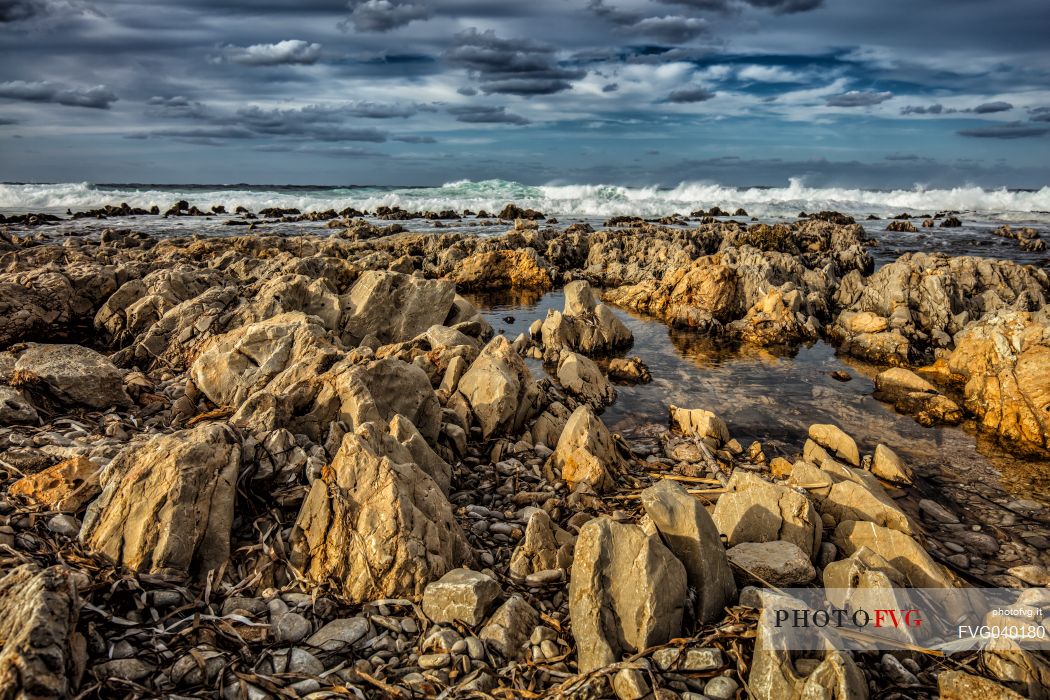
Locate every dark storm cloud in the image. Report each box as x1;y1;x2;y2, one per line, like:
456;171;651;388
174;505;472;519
393;135;436;143
0;0;94;23
0;116;18;124
826;90;892;107
446;28;585;96
0;80;116;108
456;86;478;96
588;1;709;43
602;83;619;92
236;105;390;140
146;95;207;118
958;122;1050;139
656;0;823;14
1031;108;1050;123
971;101;1013;114
667;86;715;103
901;103;943;115
447;105;530;125
222;40;323;66
343;0;431;32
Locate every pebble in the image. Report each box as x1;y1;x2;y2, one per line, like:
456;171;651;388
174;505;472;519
418;653;451;669
272;612;312;644
918;499;959;524
525;569;564;586
881;654;920;686
46;514;80;536
705;676;739;700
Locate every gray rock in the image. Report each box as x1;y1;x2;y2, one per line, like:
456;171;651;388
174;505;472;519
306;617;371;651
726;541;816;586
652;647;724;672
0;385;39;425
422;568;501;627
712;471;822;559
13;343;131;409
0;565;76;698
568;516;687;673
480;595;538;660
641;480;735;624
272;612;312;644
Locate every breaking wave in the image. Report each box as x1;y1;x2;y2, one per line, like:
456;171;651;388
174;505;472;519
2;178;1049;218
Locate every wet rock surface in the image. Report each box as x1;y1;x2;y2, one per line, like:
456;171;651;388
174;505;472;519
0;210;1046;698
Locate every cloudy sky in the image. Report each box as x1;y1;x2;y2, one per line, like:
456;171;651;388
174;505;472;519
1;0;1049;187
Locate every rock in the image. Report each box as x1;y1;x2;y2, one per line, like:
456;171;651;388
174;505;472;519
938;671;1024;700
712;471;822;559
422;569;501;627
640;480;736;624
918;498;959;524
946;309;1050;451
874;367;963;426
652;647;724;672
726;287;816;346
612;667;651;700
449;249;554;291
820;470;915;535
669;405;730;445
982;636;1050;699
343;270;457;344
705;676;740;700
8;456;101;512
870;444;913;485
12;344;131;409
96;658;155;681
549;405;624;492
568;517;687;673
479;595;538;660
749;600;869;700
607;356;651;383
508;510;574;579
0;385;39;425
881;654;920;687
540;281;632;358
272;612;312;643
833;521;958;588
81;423;240;576
289;421;472;603
556;350;616;409
0;565;77;699
1006;564;1050;586
456;335;540;439
808;424;860;466
305;617;371;652
46;514;80;537
726;541;816;586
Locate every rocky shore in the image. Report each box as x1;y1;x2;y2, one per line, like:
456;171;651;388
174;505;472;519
0;210;1048;699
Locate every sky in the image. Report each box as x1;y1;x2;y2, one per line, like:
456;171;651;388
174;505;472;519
1;0;1049;188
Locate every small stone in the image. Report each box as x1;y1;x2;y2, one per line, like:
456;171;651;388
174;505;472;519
613;668;651;700
287;648;324;676
882;653;920;686
418;653;451;669
46;514;80;537
96;658;155;681
808;424;860;466
479;595;537;660
726;541;816;586
272;612;311;644
871;444;913;485
705;676;740;700
525;569;565;585
1007;565;1050;586
422;568;501;627
919;498;959;524
652;647;724;672
305;617;370;651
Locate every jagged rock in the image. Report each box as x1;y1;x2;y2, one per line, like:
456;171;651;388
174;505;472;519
343;270;457;344
0;565;77;700
8;456;101;512
726;541;816;585
95;266;223;345
808;424;860;466
982;636;1050;699
726;287;817;346
712;471;822;559
456;335;540;439
508;510;574;579
870;444;913;485
531;400;572;449
832;252;1048;363
749;597;869;700
548;405;623;492
819;468;915;535
652;647;724;672
568;517;687;673
833;520;958;588
607;356;651;383
0;385;39;425
640;480;736;624
540;281;632;358
873;367;963;426
422;569;501;627
289;421;472;603
390;414;451;494
669;405;730;446
12;344;131;409
823;546;908;610
556;350;616;409
945;309;1050;451
479;595;538;660
449;249;554;290
81;423;241;576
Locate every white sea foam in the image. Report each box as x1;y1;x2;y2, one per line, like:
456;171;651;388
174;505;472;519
2;178;1048;218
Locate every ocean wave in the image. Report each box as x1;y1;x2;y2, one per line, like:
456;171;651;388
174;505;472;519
2;178;1049;218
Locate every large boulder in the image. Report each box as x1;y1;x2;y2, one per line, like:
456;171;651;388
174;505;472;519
9;456;101;512
508;510;574;580
556;350;615;409
832;520;958;588
548;405;624;492
641;480;736;623
873;367;963;426
289;421;472;603
539;281;632;358
342;271;457;345
456;335;540;439
12;344;131;409
712;471;822;559
568;517;687;673
726;287;817;347
81;423;241;576
0;565;78;700
945;309;1050;451
448;249;554;291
